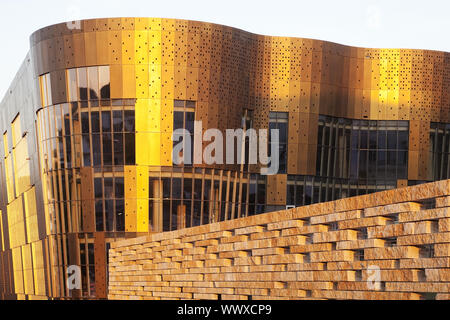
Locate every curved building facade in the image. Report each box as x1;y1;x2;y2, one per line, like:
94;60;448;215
0;17;449;299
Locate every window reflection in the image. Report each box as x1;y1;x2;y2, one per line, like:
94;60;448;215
67;69;78;102
173;100;196;166
91;112;100;133
316;116;409;182
114;133;124;165
102;111;111;132
269;112;288;174
88;66;99;100
115;178;124;198
81;112;90;134
82;134;91;166
92;134;101;166
98;66;110;100
94;178;102;198
59;68;135;169
77;68;88;101
124;133;135;165
104;178;113;198
105;200;114;232
124;111;135;132
113;111;123;132
429;123;450;180
116;200;125;232
102;133;113;166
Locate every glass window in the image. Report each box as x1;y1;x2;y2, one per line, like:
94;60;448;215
124;133;135;165
94;178;102;198
115;200;125;231
98;66;110;100
268;112;288;174
81;112;90;134
398;130;408;150
173;102;195;166
67;69;78;102
91;112;100;133
65;135;72;169
257;178;266;205
397;151;408;178
360;130;368;149
162;178;171;198
88;66;99;100
102;111;111;132
162;200;170;231
124;111;135;132
296;183;304;206
185;112;195;133
82;134;91;166
95;200;104;231
387;131;397;149
183;178;192;200
80;243;86;265
77;68;88;101
287;182;295;205
113;111;123;132
186;100;196;109
184;200;192;228
113;133;123;165
105;200;114;232
172;200;181;229
115;177;124;198
172;178;181;199
428;122;450;180
92;134;101;166
104;178;113;198
102;133;112;165
378;130;387;149
316;115;409;192
193;201;201;226
304;179;312;205
174;100;185;108
194;179;202;200
173;111;184;130
62;104;71;136
369;130;377;149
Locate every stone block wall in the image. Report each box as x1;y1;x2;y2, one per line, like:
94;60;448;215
108;180;450;300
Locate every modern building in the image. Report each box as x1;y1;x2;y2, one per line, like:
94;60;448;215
0;17;449;300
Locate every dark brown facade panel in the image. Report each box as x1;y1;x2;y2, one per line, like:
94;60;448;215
94;232;107;299
80;167;95;233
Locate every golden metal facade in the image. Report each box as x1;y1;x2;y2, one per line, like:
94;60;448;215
0;18;449;299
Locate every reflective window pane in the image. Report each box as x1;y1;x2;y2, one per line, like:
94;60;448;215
113;111;123;132
91;112;100;133
124;110;135;132
113;133;123;165
99;66;110;100
77;68;88;101
102;111;111;132
88;66;99;100
124;133;135;165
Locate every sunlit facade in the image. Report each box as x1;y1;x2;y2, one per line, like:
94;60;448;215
0;18;449;299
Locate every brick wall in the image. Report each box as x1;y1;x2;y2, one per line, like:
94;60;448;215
108;180;450;300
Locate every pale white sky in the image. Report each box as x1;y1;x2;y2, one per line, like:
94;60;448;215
1;0;449;98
